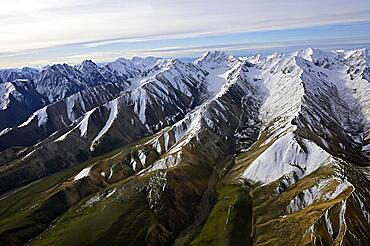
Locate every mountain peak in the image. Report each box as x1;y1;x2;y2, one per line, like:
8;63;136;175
0;47;369;246
77;59;98;71
291;48;339;69
195;50;235;68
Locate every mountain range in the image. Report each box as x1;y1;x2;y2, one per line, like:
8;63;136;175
0;48;369;245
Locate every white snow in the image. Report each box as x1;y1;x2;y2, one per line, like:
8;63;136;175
4;49;369;202
78;108;96;137
22;149;37;161
324;210;334;238
130;158;138;171
90;98;119;151
236;48;370;185
36;107;48;127
0;83;16;110
257;56;305;132
325;180;352;200
65;96;77;121
85;194;103;206
286;179;352;214
54;128;74;142
55;108;97;142
106;188;117;198
18;106;48;128
140;151;182;174
166;109;203;155
108;164;116;180
74;166;92;181
131;89;147;123
0;128;11;136
353;192;370;223
138;151;147;166
205;68;230;95
242;132;331;184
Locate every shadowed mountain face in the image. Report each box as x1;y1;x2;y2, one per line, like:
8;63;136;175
0;48;369;246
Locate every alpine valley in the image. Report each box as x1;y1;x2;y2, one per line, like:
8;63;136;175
0;48;369;245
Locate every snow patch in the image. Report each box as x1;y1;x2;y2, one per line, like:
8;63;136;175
242;132;331;184
0;83;16;110
0;128;11;136
78;108;96;137
90;99;119;151
74;167;92;181
106;188;117;198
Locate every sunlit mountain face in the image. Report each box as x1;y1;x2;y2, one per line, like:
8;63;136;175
0;48;369;245
1;1;370;245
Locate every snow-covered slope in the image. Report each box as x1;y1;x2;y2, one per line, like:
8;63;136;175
0;48;369;246
104;56;163;80
0;80;47;131
227;48;370;185
0;67;39;83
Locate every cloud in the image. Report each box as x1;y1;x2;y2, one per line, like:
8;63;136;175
1;35;369;68
1;0;370;54
115;37;370;57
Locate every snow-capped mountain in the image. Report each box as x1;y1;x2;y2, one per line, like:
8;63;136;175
0;67;39;83
0;48;369;246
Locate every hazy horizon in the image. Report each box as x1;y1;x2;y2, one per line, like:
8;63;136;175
1;0;370;67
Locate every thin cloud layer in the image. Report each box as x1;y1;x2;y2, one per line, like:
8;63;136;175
1;0;370;66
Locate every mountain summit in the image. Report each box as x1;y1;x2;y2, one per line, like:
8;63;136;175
0;48;369;245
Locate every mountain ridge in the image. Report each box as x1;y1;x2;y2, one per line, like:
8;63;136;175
0;47;369;246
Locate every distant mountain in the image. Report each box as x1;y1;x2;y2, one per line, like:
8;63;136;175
0;67;39;83
0;48;369;246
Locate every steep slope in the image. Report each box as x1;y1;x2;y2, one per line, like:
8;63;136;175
0;80;48;131
0;48;369;246
104;56;163;79
0;57;157;131
228;48;370;184
0;58;210;195
222;48;370;245
0;83;124;151
0;51;263;245
0;67;39;84
36;62;129;103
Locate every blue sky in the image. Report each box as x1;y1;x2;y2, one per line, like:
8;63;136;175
1;0;370;67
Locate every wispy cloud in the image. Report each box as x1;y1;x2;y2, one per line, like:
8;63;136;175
1;0;369;66
3;36;368;68
115;36;370;57
2;0;370;53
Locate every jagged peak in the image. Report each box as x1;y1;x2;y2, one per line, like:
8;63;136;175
288;48;339;70
131;56;160;64
266;52;284;61
151;58;202;74
198;50;230;59
162;58;187;68
242;53;263;65
77;59;98;71
194;50;235;68
46;63;74;72
20;67;40;73
112;56;161;67
114;57;133;65
80;59;97;66
292;47;333;60
38;63;77;78
342;48;369;65
131;56;146;62
105;56;164;78
343;48;368;57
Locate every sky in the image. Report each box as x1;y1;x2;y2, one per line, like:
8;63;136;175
1;0;370;68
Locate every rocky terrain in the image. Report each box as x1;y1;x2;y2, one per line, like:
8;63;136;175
0;48;369;245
